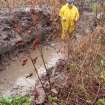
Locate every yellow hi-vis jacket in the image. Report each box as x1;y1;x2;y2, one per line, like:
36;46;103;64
59;4;79;40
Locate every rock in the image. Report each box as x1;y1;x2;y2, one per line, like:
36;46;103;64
44;81;50;89
3;77;36;97
2;34;9;40
25;73;33;78
51;88;58;94
50;73;68;88
0;66;4;71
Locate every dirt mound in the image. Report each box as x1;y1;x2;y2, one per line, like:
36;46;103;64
0;6;54;55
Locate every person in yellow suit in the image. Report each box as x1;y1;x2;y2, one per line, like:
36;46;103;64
59;0;79;40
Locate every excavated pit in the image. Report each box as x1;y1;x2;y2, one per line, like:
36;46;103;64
0;6;98;104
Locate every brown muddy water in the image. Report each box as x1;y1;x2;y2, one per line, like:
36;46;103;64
0;41;64;97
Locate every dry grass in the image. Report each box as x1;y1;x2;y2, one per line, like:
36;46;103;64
0;0;66;9
0;0;28;8
63;25;105;105
44;25;105;105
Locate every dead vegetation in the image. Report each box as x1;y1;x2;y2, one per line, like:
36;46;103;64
65;25;105;105
38;25;105;105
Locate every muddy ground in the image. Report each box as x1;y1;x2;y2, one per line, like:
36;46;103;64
0;40;67;105
0;6;98;104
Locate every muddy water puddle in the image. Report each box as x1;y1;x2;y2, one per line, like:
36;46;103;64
0;41;64;96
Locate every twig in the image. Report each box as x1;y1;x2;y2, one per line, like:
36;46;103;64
29;54;48;98
38;45;52;90
92;82;101;105
65;88;72;104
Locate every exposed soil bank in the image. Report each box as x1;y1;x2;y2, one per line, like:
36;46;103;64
0;6;55;55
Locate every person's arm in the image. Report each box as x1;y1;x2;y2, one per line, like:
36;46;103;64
59;7;63;17
75;7;80;22
59;6;66;21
